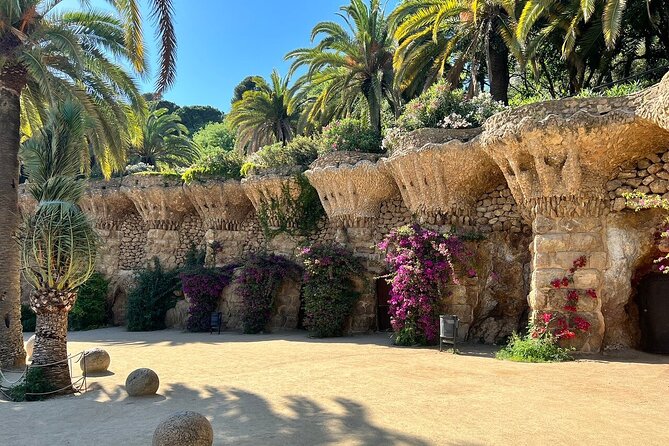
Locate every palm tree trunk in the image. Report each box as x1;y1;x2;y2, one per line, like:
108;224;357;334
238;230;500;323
487;30;510;104
366;87;382;138
30;289;77;395
0;69;27;369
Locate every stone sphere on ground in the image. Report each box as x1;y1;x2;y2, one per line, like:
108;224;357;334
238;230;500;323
25;335;35;361
152;411;213;446
80;348;111;374
125;368;160;396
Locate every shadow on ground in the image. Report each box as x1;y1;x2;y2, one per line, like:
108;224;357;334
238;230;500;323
84;382;432;446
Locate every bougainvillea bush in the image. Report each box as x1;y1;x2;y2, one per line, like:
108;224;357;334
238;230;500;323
299;244;361;337
625;191;669;272
379;225;474;346
181;265;237;332
237;253;301;334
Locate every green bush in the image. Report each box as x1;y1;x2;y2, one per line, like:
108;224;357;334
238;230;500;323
7;367;56;402
320;118;383;154
192;121;235;156
243;136;320;174
496;333;573;363
298;244;361;337
396;82;505;131
21;304;36;332
126;258;181;331
182;150;243;183
69;272;110;331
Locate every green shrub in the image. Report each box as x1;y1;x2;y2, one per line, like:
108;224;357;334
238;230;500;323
69;272;110;331
192;121;235;156
396;82;505;131
298;244;361;337
257;174;325;238
496;333;573;363
243;136;320;174
126;258;181;331
320;118;383;154
21;304;36;332
7;367;56;402
182;150;243;183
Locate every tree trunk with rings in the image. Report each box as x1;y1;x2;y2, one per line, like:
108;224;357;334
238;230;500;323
30;289;77;395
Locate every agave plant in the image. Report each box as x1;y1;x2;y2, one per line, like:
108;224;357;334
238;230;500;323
20;102;98;394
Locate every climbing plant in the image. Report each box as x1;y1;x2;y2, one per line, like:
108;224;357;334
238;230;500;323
237;253;301;334
378;224;474;346
299;244;361;337
257;174;325;239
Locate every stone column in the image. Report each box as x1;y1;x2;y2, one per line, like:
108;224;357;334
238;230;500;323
530;214;607;352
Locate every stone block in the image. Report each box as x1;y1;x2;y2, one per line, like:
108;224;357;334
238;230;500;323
534;234;569;253
569;233;604;251
532;269;566;290
572;269;602;289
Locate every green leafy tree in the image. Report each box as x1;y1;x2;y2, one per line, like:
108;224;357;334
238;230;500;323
175;105;225;134
232;76;265;104
227;70;301;152
0;1;147;368
287;0;398;135
193;121;236;156
20;101;99;394
129;107;200;169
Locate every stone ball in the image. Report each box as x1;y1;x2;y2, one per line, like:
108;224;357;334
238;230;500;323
152;411;213;446
125;368;160;397
80;348;111;374
25;335;35;361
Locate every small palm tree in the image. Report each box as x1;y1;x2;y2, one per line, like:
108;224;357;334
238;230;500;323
128;107;199;169
21;102;98;394
227;70;301;152
391;0;521;103
286;0;397;135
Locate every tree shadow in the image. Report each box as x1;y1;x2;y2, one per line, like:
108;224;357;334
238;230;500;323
76;382;431;445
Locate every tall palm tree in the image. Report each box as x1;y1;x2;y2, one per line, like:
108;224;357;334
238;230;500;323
128;107;199;169
0;1;143;369
21;101;98;393
227;70;301;152
391;0;520;103
286;0;397;135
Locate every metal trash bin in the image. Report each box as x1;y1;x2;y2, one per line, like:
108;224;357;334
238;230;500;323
439;315;459;352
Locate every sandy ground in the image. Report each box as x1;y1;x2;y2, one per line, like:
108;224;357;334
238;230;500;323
1;328;668;446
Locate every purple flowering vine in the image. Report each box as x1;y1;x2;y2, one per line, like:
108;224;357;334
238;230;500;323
181;264;237;332
378;224;474;346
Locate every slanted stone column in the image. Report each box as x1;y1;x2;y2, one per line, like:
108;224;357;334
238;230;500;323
481;93;669;351
121;175;195;268
184;179;253;265
79;179;137;277
305;152;397;245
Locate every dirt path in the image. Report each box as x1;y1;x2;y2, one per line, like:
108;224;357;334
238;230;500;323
2;327;668;445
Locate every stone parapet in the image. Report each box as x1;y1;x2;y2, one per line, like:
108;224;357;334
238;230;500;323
121;175;195;229
241;174;300;228
80;179;137;230
184;179;253;231
305;154;398;228
383;139;503;225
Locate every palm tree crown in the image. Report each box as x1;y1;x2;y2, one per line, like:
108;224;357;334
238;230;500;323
227;70;301;153
286;0;397;135
129;107;199;169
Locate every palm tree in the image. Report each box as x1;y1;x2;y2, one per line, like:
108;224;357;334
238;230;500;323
0;2;144;369
115;0;177;92
286;0;397;135
21;101;98;393
517;0;628;55
128;107;199;169
227;70;301;152
390;0;520;104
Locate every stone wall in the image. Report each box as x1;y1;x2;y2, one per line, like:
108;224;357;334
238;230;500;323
21;73;669;351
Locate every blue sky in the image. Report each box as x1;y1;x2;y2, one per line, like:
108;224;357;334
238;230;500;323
60;0;399;112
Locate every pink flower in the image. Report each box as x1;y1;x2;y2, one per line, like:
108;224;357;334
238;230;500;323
541;313;552;324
